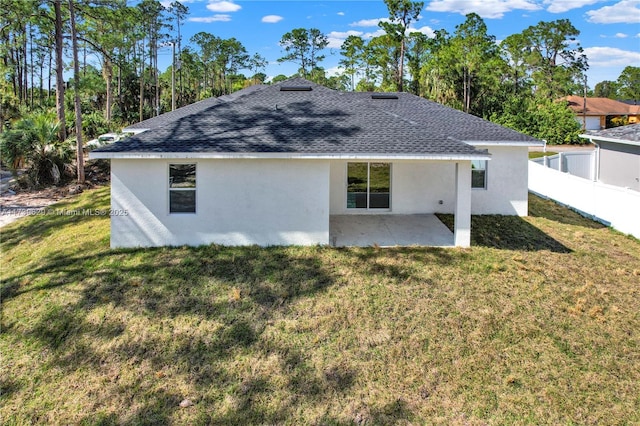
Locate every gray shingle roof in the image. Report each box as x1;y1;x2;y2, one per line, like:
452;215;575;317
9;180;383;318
347;92;541;143
582;123;640;143
97;78;541;156
123;84;268;130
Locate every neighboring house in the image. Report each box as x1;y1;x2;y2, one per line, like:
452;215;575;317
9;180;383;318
580;123;640;191
564;96;640;130
91;78;543;248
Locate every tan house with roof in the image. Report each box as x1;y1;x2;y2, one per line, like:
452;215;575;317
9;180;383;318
565;96;640;130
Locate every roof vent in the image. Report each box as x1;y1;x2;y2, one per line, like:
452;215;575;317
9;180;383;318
280;86;313;91
371;93;398;100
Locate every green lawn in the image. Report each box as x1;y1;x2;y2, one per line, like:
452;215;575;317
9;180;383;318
528;151;558;159
1;187;639;425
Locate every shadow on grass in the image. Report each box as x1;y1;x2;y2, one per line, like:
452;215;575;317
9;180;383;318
436;214;571;253
0;281;20;303
77;387;184;426
435;194;611;252
528;193;606;229
370;398;415;424
0;377;21;403
314;398;415;426
0;188;111;252
4;244;372;424
1;182;458;423
349;246;469;281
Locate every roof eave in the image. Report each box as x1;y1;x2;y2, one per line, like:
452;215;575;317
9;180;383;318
121;127;150;134
89;151;491;161
464;140;544;147
579;134;640;147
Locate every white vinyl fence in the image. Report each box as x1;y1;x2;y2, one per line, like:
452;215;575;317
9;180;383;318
529;161;640;239
530;151;596;180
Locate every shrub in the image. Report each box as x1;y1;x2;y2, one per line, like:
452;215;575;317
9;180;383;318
491;96;582;145
0;111;75;187
82;111;111;139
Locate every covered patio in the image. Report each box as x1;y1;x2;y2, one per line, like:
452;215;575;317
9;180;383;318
329;214;455;247
329;161;473;247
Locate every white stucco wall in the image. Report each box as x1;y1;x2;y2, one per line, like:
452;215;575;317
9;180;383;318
471;146;529;216
109;148;528;247
329;148;529;216
110;159;330;248
329;160;456;215
598;141;640;191
454;162;471;247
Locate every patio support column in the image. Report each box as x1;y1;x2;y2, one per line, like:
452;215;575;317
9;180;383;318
454;162;471;247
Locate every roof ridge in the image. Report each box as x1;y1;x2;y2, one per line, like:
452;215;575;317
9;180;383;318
105;80;542;156
270;76;338;93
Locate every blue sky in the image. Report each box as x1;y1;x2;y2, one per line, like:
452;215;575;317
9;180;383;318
156;0;640;87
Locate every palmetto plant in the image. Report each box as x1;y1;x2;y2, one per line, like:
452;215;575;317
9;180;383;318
0;111;74;187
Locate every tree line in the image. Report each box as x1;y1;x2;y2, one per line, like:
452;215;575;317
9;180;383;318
1;0;638;187
1;0;270;129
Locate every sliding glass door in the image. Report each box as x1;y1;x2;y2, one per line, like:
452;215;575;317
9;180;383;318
347;162;390;210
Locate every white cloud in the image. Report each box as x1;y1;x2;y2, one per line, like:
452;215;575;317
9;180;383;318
161;0;198;7
337;11;345;16
363;29;387;39
327;24;422;49
327;30;365;48
344;19;434;40
543;0;604;13
325;66;344;77
349;18;389;27
425;0;540;19
584;46;640;66
410;25;436;37
327;38;345;49
615;32;629;38
206;1;241;13
587;0;640;24
189;14;232;23
261;15;283;23
636;33;640;37
160;0;198;5
329;30;365;39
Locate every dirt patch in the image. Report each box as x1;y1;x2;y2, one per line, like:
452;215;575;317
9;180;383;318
0;160;110;228
0;188;66;227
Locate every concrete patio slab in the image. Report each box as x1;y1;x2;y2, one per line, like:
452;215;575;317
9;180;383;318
329;214;454;247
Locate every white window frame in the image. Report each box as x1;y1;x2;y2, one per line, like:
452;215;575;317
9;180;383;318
346;162;392;211
471;160;488;190
168;162;197;214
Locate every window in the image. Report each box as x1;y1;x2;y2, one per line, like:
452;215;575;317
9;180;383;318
471;160;487;189
347;162;390;209
169;164;196;213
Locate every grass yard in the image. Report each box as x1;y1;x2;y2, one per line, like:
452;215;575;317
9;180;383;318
1;187;639;425
528;151;558;159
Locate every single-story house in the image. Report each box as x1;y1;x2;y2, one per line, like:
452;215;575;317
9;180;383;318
564;96;640;130
580;123;640;191
90;78;543;248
